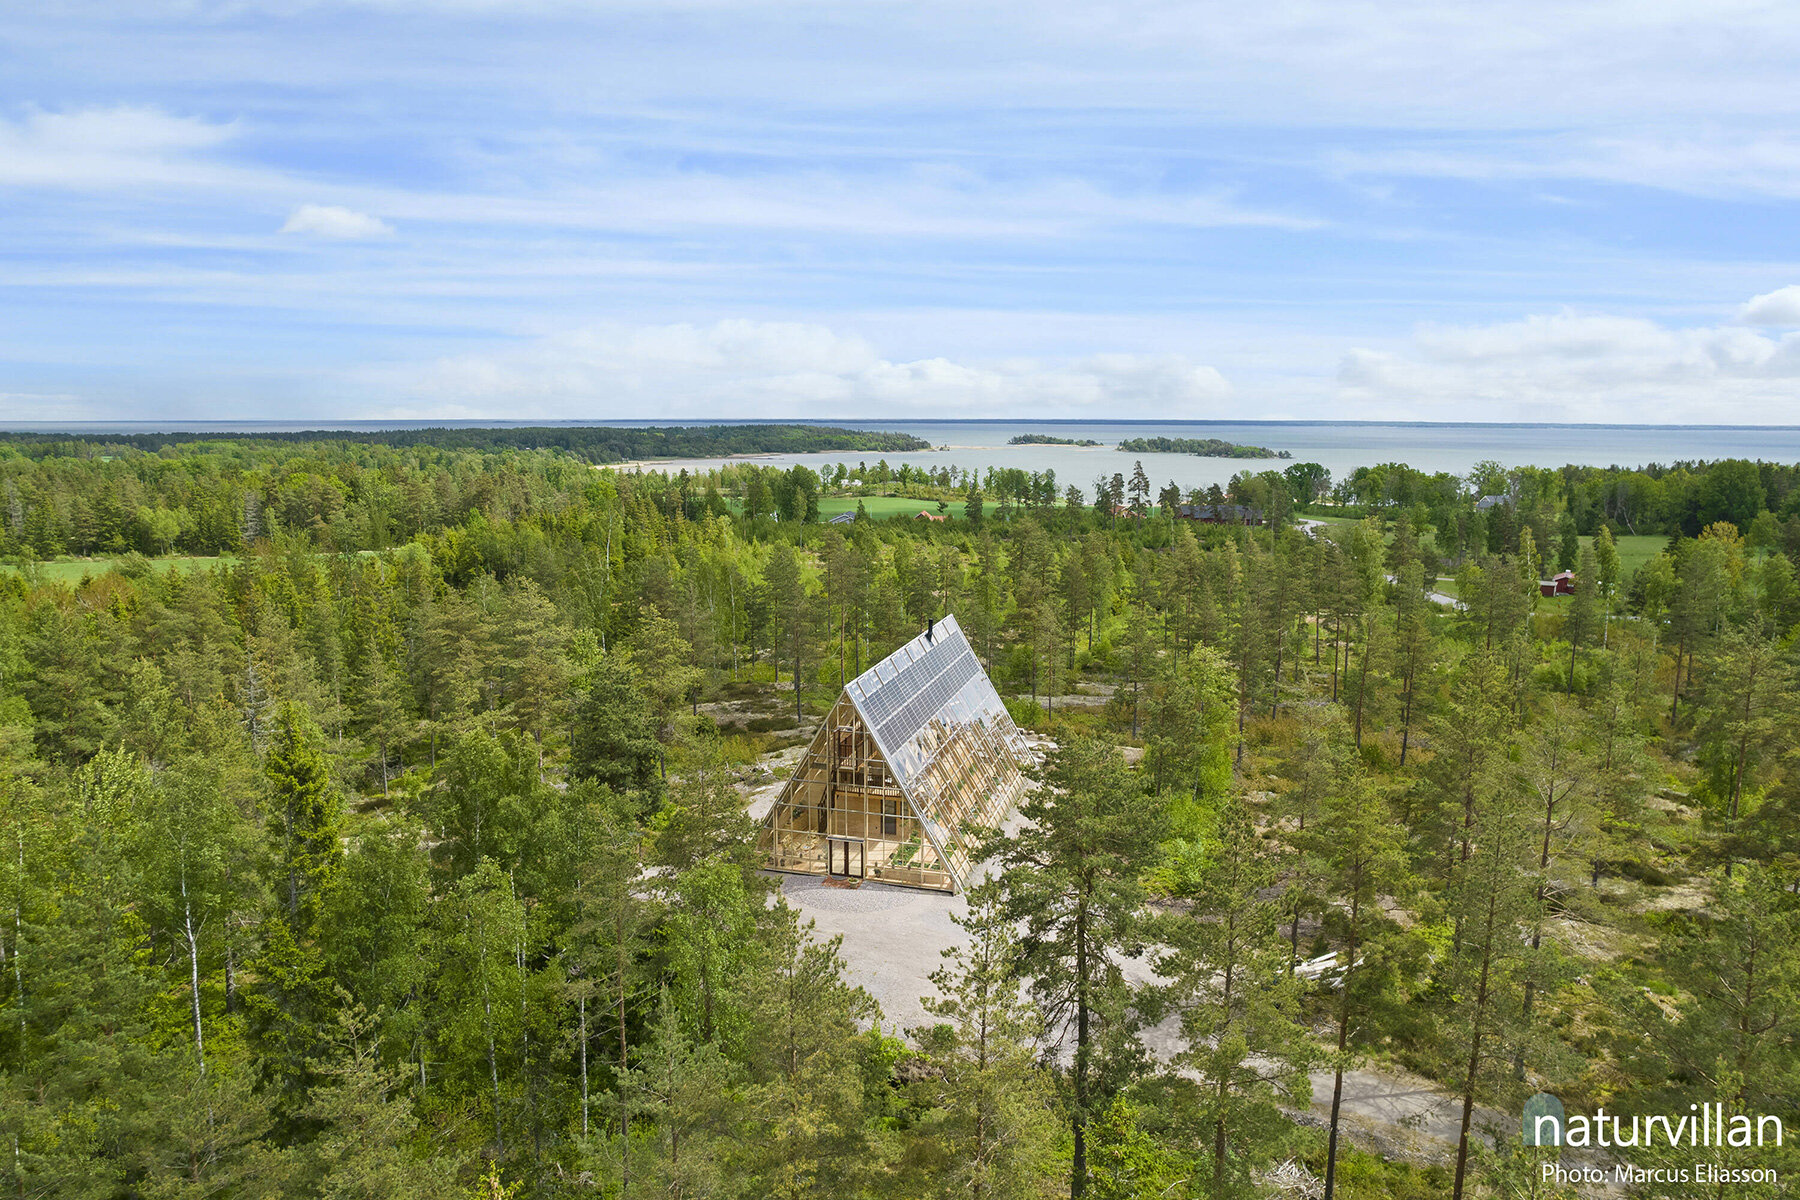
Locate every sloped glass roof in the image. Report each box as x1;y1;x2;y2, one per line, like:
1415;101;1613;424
760;613;1030;892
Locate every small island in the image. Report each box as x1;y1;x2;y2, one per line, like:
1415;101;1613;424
1008;433;1101;446
1115;436;1290;459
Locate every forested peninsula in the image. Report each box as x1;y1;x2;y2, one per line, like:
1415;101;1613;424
3;433;1800;1198
1117;434;1290;458
3;422;929;464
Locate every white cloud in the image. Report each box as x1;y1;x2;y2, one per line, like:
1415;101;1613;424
0;105;246;190
1738;285;1800;327
339;166;1318;242
371;318;1233;417
279;203;393;239
1337;299;1800;423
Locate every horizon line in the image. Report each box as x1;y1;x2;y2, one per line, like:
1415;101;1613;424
8;418;1800;433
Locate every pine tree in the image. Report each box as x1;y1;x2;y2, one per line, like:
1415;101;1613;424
1312;763;1412;1200
1697;628;1792;835
1640;865;1800;1195
627;612;701;778
1440;757;1539;1200
563;794;656;1174
1156;796;1315;1199
1391;559;1437;765
1224;542;1263;764
570;654;662;805
1593;524;1619;646
3;748;161;1194
138;1049;290;1198
1116;600;1156;740
1031;596;1064;720
652;741;761;874
1584;660;1654;887
266;703;343;930
356;639;413;796
910;881;1060;1200
497;579;570;774
316;819;435;1075
1514;698;1595;1033
991;738;1168;1199
1669;865;1800;1104
620;987;742;1198
1127;463;1150;521
439;858;529;1154
1061;557;1091;674
765;544;817;723
1563;544;1599;692
303;1005;456;1198
416;591;493;760
1143;646;1233;837
737;902;881;1199
1415;649;1510;878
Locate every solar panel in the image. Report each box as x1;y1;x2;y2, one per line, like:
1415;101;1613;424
846;614;1020;792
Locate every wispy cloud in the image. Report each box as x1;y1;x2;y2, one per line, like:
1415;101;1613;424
1329;130;1800;201
0;106;246;190
7;3;1800;419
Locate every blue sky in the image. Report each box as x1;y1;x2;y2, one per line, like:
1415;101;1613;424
6;1;1800;423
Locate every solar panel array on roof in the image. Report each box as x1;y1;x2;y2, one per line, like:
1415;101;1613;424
848;618;986;757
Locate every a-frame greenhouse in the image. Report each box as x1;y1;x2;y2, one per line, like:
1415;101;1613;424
757;613;1030;893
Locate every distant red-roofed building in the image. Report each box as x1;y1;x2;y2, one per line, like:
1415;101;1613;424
1539;571;1576;598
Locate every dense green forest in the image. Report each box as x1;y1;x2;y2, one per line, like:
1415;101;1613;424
3;434;1800;1198
1008;435;1100;446
1;423;929;466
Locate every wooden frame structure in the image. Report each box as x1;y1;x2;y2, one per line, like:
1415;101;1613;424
757;614;1029;893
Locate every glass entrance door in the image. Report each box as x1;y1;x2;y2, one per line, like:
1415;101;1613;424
827;838;864;879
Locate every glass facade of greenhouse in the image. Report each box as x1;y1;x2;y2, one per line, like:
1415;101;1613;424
757;614;1030;893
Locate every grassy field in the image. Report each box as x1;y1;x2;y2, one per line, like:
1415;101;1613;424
718;494;957;521
817;495;956;521
1;555;237;583
1608;533;1664;579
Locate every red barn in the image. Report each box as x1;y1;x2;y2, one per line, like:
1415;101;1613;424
1539;571;1576;597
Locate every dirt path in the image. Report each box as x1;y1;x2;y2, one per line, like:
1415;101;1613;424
776;872;1493;1158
